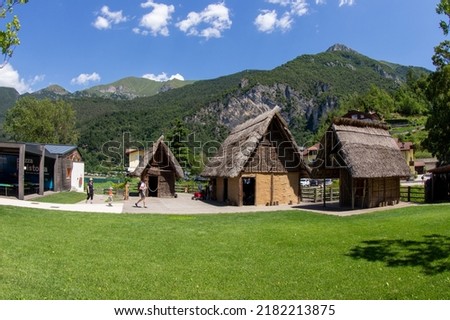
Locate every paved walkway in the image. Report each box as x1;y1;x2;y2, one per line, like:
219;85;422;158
0;192;418;216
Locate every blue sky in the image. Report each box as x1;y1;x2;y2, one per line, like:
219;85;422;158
0;0;446;93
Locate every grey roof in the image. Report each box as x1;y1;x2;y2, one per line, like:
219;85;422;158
44;144;78;155
21;143;78;158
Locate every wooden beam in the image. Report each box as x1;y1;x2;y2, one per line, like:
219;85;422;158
39;145;45;195
18;145;25;200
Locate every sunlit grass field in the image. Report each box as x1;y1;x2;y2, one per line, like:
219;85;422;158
1;204;449;300
29;191;87;204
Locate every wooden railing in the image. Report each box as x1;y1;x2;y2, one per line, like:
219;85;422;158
301;187;339;203
175;185;193;193
400;186;425;203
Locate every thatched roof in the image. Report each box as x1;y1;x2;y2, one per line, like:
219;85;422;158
201;106;305;178
428;164;450;174
131;135;184;178
312;117;410;179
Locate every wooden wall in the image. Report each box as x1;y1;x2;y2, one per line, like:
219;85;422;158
339;170;401;208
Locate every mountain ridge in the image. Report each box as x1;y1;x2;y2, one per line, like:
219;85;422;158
0;44;432;171
0;44;430;102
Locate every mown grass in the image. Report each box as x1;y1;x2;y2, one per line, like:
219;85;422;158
0;205;449;300
29;191;87;204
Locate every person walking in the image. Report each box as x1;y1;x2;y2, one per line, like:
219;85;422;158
107;186;113;206
86;178;94;204
135;179;147;208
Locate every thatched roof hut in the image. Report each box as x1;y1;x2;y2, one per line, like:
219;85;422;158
131;136;183;198
312;118;410;208
202;106;308;206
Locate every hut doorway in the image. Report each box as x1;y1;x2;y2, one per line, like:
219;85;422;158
148;176;158;197
242;177;256;205
223;178;228;202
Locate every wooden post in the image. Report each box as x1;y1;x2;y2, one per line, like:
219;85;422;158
407;186;411;202
270;173;274;206
323;178;326;207
39;145;45;195
351;178;355;210
53;155;60;192
361;179;367;209
238;176;243;207
18;145;25;200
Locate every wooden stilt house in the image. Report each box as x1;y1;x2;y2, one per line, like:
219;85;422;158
311;118;410;209
201;106;309;206
131;136;183;198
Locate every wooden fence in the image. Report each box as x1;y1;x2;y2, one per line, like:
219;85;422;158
301;187;339;203
400;186;425;203
175;185;194;193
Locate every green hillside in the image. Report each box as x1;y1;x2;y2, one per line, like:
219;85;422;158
79;77;195;99
0;44;432;170
0;87;19;124
76;45;430;156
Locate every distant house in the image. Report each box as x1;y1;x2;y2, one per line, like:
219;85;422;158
302;143;320;163
126;148;144;172
342;110;382;122
201;106;309;206
415;158;438;174
0;142;84;199
311;118;410;209
396;139;415;175
131;136;183;198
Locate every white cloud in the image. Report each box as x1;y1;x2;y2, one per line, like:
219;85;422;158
267;0;292;6
142;72;185;82
135;0;175;36
93;5;127;30
29;74;46;87
315;0;326;4
290;0;309;16
339;0;355;6
255;0;309;33
70;72;101;86
176;2;232;39
93;16;110;30
0;64;40;94
254;10;278;33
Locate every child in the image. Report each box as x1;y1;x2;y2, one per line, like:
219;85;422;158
107;187;113;206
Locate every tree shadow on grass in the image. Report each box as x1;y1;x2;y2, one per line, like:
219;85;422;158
347;234;450;275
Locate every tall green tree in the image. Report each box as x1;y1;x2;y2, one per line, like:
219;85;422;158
166;118;190;171
0;0;28;64
4;97;79;144
433;0;450;69
424;0;450;164
394;72;430;116
424;65;450;164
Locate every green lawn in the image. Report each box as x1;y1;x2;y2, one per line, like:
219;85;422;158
0;205;449;300
29;191;87;204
